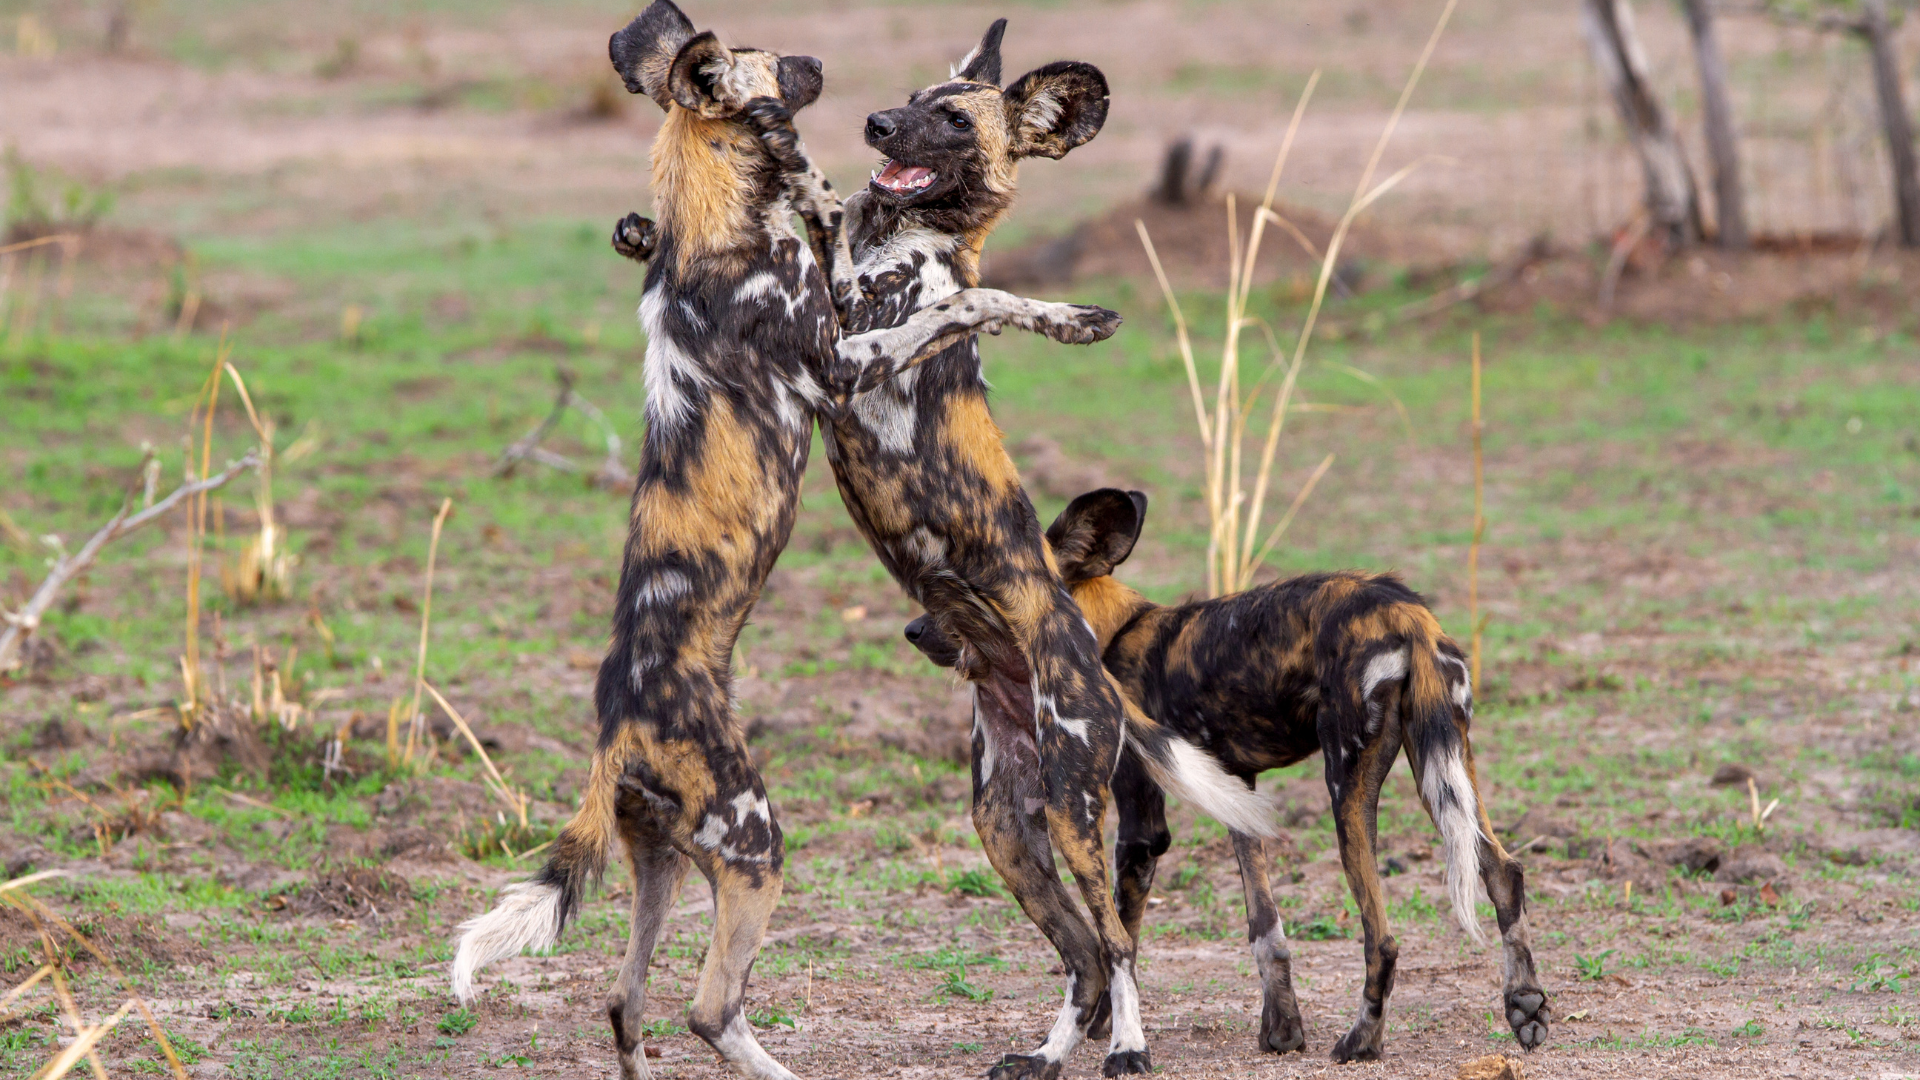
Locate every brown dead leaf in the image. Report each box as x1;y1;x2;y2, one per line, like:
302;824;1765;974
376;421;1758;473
1455;1054;1523;1080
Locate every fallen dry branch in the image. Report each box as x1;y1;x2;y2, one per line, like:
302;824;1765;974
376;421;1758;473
1392;235;1550;324
1;451;260;674
495;369;629;491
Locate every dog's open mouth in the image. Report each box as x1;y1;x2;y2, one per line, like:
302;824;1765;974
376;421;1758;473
872;159;937;196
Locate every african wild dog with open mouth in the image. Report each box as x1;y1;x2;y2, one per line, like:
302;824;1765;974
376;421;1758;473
904;489;1551;1064
727;22;1283;1080
448;5;1125;1078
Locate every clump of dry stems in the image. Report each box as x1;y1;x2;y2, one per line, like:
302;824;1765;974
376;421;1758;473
1136;0;1459;597
1;870;190;1080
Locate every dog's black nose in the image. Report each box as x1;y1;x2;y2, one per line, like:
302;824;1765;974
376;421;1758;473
904;616;927;644
866;111;896;141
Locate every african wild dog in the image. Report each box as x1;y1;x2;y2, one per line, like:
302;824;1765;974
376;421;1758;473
449;5;1123;1079
905;489;1551;1063
730;23;1282;1079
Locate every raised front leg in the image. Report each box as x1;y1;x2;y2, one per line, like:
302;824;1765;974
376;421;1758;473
607;799;693;1080
1231;830;1306;1053
839;289;1121;393
740;96;857;314
612;213;658;263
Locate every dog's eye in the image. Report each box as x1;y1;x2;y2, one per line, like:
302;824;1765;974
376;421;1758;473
948;113;971;131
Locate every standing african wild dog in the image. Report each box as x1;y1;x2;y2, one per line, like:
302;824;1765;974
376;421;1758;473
449;5;1124;1079
905;490;1551;1063
733;23;1281;1080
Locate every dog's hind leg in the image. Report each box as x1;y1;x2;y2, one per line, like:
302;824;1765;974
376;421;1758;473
1322;716;1403;1063
1021;603;1150;1077
607;798;692;1080
1110;752;1168;949
1231;829;1307;1053
1414;648;1549;1049
970;675;1109;1080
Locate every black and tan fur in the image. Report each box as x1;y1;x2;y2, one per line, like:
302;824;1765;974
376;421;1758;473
448;6;1126;1079
726;23;1281;1080
907;490;1551;1063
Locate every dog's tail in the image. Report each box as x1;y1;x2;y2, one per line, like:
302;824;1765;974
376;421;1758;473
1123;704;1279;839
1395;616;1490;947
450;751;620;1004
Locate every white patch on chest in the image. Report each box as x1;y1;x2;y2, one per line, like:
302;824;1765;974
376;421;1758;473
853;226;961;309
850;385;916;455
638;287;713;431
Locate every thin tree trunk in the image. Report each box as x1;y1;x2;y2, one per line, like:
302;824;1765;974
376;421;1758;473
1859;0;1920;246
1681;0;1748;248
1581;0;1704;245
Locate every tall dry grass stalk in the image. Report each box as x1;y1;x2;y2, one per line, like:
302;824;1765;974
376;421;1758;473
395;497;454;767
1467;332;1487;691
1138;0;1459;597
218;363;295;604
177;339;233;728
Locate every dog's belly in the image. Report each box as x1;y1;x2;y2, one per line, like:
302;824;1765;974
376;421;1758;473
823;344;1051;648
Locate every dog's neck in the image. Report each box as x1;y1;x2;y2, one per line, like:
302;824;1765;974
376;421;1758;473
650;107;781;272
853;189;1017;289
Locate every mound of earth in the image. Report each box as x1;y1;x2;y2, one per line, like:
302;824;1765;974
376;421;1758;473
982;189;1453;293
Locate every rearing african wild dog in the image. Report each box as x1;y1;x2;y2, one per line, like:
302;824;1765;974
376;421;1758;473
449;6;1123;1079
736;23;1281;1080
906;489;1551;1063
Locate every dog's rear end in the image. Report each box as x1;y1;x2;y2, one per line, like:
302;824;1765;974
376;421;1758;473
908;489;1550;1062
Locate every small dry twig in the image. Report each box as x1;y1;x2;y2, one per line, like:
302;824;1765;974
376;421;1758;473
423;681;529;827
496;369;629;490
1;451;259;673
1747;776;1781;832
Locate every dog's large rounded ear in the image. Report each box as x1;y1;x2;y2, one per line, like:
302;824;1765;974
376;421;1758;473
953;18;1007;85
1046;488;1147;582
1004;60;1108;160
667;31;737;117
608;0;696;110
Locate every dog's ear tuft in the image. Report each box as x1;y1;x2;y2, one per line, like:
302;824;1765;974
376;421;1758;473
667;31;736;117
1004;60;1108;160
609;0;697;110
1046;488;1147;582
954;18;1007;86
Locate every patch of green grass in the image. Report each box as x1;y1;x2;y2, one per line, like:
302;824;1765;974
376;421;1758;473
640;1018;686;1039
945;867;1008;899
1289;915;1350;941
748;1005;797;1030
435;1008;477;1037
1851;956;1907;993
1574;949;1616;981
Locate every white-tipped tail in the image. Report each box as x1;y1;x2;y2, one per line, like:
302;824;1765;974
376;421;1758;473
1139;736;1280;839
450;880;564;1004
1421;746;1489;946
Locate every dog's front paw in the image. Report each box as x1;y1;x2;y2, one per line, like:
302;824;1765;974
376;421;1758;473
1036;304;1121;345
740;97;803;167
611;213;657;263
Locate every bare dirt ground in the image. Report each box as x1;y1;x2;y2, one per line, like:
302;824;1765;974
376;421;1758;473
5;2;1920;1079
